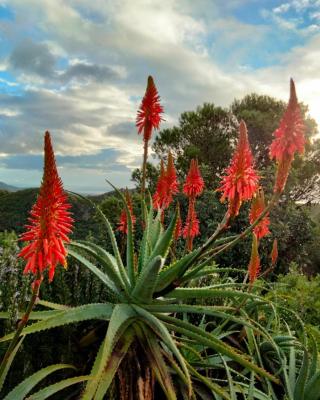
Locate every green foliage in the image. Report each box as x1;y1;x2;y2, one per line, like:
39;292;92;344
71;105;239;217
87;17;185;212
2;197;290;399
267;265;320;328
152;103;238;188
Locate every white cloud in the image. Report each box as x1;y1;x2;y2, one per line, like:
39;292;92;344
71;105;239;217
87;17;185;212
0;0;319;191
273;3;291;13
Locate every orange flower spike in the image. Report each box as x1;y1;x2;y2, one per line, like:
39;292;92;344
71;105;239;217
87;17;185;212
249;189;270;240
183;200;200;251
271;239;278;266
248;234;261;285
136;76;164;142
153;159;168;209
219;120;259;217
183;159;204;198
270;79;305;193
166;151;179;196
117;189;136;234
18;131;73;282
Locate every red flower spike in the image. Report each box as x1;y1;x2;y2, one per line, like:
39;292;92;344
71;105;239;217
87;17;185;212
249;189;270;240
248;234;260;285
136;76;164;142
218;120;259;217
117;189;136;234
166;151;179;197
153;160;168;209
183;200;200;251
18;132;73;282
271;239;278;266
270;79;305;193
183;159;204;198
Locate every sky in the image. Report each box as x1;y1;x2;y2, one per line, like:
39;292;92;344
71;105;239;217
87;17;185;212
0;0;319;193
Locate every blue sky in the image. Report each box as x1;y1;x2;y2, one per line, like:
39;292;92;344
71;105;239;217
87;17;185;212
0;0;319;193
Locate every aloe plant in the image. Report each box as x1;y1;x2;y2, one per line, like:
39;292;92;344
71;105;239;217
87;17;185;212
1;186;283;399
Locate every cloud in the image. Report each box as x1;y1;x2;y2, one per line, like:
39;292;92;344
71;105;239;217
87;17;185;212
59;61;123;83
273;3;291;13
0;0;319;192
9;39;56;78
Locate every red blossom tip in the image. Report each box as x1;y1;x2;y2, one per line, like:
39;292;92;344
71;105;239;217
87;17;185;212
271;238;278;266
248;234;260;285
249;188;270;240
153;154;179;210
18;132;73;283
183;200;200;251
136;76;164;142
270;79;305;193
218;120;259;217
183;159;204;198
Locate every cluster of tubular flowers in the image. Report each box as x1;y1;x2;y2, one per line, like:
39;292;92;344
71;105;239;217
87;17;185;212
218;120;259;218
18;132;73;282
153;151;179;210
270;79;305;193
117;189;136;235
248;189;271;284
270;238;278;266
183;159;204;251
136;76;164;142
249;189;270;240
248;234;260;285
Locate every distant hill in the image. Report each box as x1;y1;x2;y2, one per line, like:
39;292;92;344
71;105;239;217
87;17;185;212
0;188;110;240
0;182;19;192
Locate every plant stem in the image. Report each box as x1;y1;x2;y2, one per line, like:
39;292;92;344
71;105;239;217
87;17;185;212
141;137;149;201
184;193;280;282
212;193;280;259
0;275;41;379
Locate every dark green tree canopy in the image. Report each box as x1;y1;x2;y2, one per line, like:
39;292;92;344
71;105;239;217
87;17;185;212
151;94;319;201
152;103;238;188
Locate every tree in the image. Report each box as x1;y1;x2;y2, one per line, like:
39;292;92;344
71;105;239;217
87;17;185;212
152;95;319;201
231;94;320;202
152;103;238;188
131;161;158;193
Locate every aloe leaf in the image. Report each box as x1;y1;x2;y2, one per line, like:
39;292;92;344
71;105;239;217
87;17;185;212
132;305;192;396
308;333;318;380
67;248;122;299
159;314;279;384
155;249;200;292
3;364;76;400
304;370;320;400
0;304;113;342
294;348;309;400
24;376;90;400
150;209;162;249
137;202;153;272
132;256;163;302
69;241;129;294
136;325;177;400
36;300;69;310
145;304;260;332
106;180;135;285
187;362;231;400
82;304;137;399
93;328;135;400
0;311;63;320
0;338;24;393
147;210;177;264
66;191;127;287
165;287;262;301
